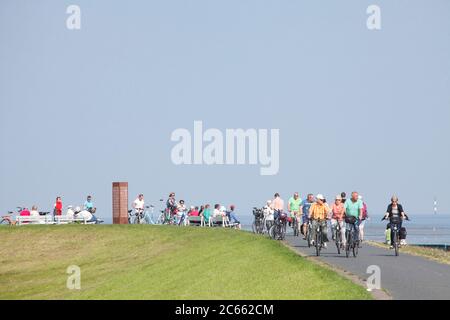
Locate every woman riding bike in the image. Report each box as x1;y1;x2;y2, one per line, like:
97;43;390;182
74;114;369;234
383;195;407;249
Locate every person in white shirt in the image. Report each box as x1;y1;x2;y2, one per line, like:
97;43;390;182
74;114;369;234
132;194;145;217
176;200;187;225
263;200;274;231
66;206;75;219
30;205;40;217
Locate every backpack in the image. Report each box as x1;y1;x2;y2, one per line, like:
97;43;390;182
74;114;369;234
361;203;368;220
399;227;407;240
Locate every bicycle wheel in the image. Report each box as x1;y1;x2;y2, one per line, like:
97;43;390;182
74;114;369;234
0;219;11;226
345;230;351;258
307;226;311;247
394;232;399;256
252;221;257;234
335;229;341;255
353;240;358;257
268;225;275;239
315;230;321;256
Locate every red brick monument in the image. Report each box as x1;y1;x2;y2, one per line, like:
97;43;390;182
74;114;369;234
112;182;128;224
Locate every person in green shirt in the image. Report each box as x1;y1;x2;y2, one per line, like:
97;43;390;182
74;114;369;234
288;192;302;228
344;191;364;245
201;204;211;227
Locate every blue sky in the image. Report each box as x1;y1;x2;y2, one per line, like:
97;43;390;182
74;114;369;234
1;0;449;222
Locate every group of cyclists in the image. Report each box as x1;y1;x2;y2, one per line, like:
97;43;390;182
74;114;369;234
256;191;408;254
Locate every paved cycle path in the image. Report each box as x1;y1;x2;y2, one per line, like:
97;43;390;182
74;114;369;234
284;234;450;299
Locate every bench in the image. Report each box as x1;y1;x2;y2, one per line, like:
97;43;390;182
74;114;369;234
54;215;93;225
16;215;55;225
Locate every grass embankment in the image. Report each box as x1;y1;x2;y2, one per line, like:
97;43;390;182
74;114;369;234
368;241;450;266
0;225;372;300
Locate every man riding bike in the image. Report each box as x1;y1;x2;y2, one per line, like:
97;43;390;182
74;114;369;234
344;191;364;247
308;194;329;248
300;194;314;240
288;192;301;233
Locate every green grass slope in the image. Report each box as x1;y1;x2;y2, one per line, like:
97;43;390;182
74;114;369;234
0;225;371;300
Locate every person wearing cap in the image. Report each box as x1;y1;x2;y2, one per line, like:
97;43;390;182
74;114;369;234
300;194;314;239
330;195;346;246
263;200;274;231
308;194;330;247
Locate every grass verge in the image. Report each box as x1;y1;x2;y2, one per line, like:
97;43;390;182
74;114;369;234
0;225;372;299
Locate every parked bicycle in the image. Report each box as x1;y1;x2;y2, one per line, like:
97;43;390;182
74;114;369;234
252;207;265;234
1;210;17;226
269;210;287;240
345;216;359;258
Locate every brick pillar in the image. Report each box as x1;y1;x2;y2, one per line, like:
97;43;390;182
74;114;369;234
112;182;128;224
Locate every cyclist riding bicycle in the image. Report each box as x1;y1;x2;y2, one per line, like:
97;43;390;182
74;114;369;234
330;195;346;246
288;192;301;230
344;191;364;246
308;194;329;248
300;194;314;240
383;195;407;249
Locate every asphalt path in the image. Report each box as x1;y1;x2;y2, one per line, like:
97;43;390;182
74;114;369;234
284;233;450;299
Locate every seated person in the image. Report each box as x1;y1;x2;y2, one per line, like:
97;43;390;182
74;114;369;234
84;195;96;214
226;205;241;229
202;204;211;226
78;207;98;224
188;206;199;217
30;205;40;217
66;206;75;219
20;208;30;216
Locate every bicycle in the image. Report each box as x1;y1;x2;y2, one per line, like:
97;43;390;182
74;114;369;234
312;219;326;256
306;221;312;247
252;207;265;234
269;211;287;240
292;214;300;237
382;215;409;256
1;211;16;226
345;216;359;258
332;220;344;254
1;207;26;226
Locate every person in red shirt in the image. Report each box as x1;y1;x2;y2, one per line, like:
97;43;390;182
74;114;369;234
189;206;200;217
20;208;30;216
54;197;63;217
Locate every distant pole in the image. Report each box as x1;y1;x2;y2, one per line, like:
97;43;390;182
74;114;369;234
433;197;437;215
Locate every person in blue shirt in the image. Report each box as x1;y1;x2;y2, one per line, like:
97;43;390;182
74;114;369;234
300;194;314;239
84;195;96;213
226;205;241;229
